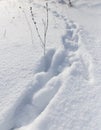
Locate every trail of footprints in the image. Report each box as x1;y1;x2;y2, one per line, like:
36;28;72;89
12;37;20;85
11;3;92;130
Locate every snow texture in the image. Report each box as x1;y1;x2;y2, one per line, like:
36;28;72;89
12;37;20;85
0;0;101;130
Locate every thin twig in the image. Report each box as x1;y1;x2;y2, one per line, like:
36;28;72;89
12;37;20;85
19;6;34;45
30;7;44;48
43;3;49;55
30;2;49;56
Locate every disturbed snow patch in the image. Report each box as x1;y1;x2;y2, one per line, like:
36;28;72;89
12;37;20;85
9;20;94;130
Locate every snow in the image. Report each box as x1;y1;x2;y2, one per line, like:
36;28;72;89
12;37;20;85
0;0;101;130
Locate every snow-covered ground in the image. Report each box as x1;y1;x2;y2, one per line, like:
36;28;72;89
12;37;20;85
0;0;101;130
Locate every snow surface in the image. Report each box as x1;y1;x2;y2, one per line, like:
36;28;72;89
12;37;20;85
0;0;101;130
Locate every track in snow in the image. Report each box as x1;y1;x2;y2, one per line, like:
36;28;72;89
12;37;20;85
2;2;93;130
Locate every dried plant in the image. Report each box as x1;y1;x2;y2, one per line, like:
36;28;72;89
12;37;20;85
30;3;49;56
19;6;34;45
